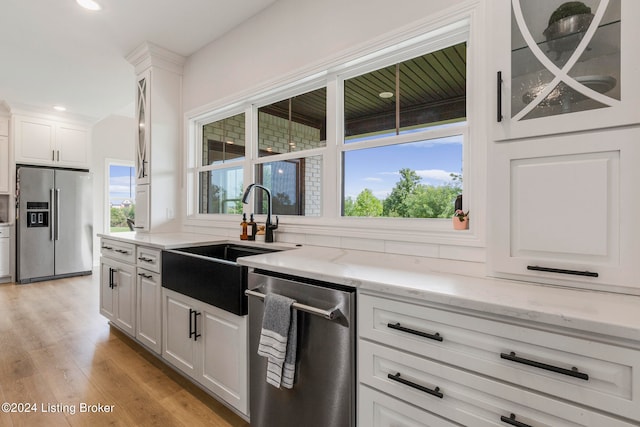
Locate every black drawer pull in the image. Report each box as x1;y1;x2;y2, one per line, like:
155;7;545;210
501;413;533;427
527;265;598;278
138;256;153;262
137;272;153;279
102;245;113;250
500;352;589;381
497;71;503;122
387;322;443;342
387;372;443;398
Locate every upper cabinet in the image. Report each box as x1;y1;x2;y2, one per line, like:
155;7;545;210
493;0;640;140
0;117;8;194
136;69;151;186
12;115;90;169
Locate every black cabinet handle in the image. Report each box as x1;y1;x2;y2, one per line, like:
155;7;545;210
189;309;202;341
115;249;130;254
102;245;113;250
497;71;503;122
527;265;598;278
137;272;153;279
387;322;443;342
138;256;153;263
501;413;533;427
108;267;114;289
500;352;589;380
387;372;443;398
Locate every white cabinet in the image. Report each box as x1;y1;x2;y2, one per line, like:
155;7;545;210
127;43;184;233
162;288;248;415
0;226;10;278
489;127;640;293
12;115;90;168
492;0;640;140
358;292;640;426
0;136;8;193
100;257;136;337
100;238;136;337
134;184;149;232
136;246;162;354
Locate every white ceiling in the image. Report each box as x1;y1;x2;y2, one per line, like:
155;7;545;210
0;0;277;122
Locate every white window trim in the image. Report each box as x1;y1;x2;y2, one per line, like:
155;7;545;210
184;1;487;248
104;158;135;234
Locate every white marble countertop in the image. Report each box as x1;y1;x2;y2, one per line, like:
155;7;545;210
238;245;640;343
98;232;640;342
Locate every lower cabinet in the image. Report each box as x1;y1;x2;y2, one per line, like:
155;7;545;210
100;258;136;337
162;288;248;416
358;291;640;426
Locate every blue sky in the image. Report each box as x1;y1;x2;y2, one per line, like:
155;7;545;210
343;135;463;200
109;165;135;206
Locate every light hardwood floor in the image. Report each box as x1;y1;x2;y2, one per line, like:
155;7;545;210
0;272;250;427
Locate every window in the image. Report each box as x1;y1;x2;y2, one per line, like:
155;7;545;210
107;162;135;232
188;19;473;234
341;42;467;218
198;113;246;214
253;87;326;216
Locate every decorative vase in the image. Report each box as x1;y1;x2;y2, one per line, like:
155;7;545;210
453;217;468;230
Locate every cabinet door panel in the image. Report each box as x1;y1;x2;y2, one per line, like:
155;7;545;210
163;292;197;376
16;118;55;163
136;269;161;354
99;261;115;320
0;136;9;193
511;151;616;259
200;307;247;414
56;124;89;167
114;263;135;336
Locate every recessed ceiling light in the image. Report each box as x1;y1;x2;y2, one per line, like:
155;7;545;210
53;105;66;112
76;0;102;11
379;91;394;99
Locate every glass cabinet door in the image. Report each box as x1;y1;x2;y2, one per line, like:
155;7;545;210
494;0;639;140
136;70;150;184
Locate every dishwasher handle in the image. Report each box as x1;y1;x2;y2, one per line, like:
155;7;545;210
245;289;342;320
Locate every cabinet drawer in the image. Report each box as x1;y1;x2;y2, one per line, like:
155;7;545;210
359;385;458;427
360;294;640;420
136;246;161;273
360;340;636;427
100;239;135;264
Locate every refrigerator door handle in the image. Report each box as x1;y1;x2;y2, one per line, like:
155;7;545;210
50;188;55;241
55;188;61;241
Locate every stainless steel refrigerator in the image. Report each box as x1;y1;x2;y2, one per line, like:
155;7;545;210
16;166;93;283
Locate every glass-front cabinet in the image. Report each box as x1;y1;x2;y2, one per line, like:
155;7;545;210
136;69;151;185
493;0;640;140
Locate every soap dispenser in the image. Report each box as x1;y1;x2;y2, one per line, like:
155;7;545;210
240;213;248;240
247;214;257;241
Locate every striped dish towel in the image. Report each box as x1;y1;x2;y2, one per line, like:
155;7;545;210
257;293;298;389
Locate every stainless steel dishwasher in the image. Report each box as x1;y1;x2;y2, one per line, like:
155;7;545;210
246;269;356;427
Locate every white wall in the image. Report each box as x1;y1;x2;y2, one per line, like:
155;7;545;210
183;0;465;113
91;114;135;265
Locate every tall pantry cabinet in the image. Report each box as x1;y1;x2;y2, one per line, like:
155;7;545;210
126;42;184;233
489;0;640;294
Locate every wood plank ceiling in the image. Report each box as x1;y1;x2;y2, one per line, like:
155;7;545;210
260;42;467;137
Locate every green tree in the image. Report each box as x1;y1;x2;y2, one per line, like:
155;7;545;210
383;168;421;217
405;184;459;218
110;207;126;227
351;188;383;217
343;196;355;216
